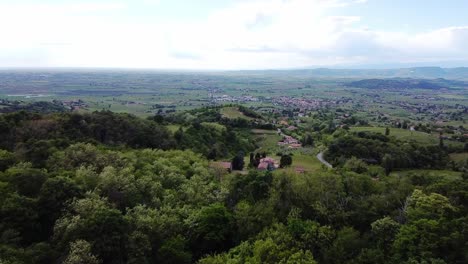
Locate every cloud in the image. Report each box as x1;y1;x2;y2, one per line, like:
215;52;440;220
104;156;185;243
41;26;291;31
0;0;467;69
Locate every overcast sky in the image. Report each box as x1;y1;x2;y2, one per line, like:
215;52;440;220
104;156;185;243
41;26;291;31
1;0;468;69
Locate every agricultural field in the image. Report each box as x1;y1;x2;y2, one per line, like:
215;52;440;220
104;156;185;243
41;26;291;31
250;129;282;153
350;127;438;144
350;126;464;147
220;107;253;120
1;69;466;121
450;152;468;162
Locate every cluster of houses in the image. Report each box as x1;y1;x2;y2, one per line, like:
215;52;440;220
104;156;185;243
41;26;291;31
272;96;336;110
211;156;279;173
60;99;88;110
210;94;259;103
278;135;302;148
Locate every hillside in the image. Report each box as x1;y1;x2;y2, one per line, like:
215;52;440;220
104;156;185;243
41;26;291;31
345;78;467;90
232;67;468;79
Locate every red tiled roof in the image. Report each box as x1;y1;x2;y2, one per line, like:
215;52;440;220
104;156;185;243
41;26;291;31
258;162;269;170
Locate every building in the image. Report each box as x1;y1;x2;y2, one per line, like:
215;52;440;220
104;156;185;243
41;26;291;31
257;157;279;171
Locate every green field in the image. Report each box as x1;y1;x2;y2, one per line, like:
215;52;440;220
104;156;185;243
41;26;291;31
350;127;440;145
220;107;254;120
288;151;324;174
450;152;468;162
251;129;282;153
248;128;323;174
165;124;182;133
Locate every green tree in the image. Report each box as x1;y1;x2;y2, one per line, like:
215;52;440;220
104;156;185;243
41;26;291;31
382;154;394;175
232;152;245;171
158;236;192;264
188;203;234;258
38;176;82;238
280;155;293;168
53;196;127;264
343;157;368;174
0;149;15;171
63;240;101;264
324;227;364;264
371;217;400;254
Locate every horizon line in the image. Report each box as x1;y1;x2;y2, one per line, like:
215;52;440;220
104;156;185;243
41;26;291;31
0;65;467;72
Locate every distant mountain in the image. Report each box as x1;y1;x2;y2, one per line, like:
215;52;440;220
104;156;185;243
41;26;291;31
344;78;467;90
234;67;468;79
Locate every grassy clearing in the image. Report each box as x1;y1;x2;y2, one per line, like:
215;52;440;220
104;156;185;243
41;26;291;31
252;131;282;154
350;126;464;147
350;126;438;145
390;169;462;181
251;129;278;135
221;107;254;120
289;152;324;173
166;124;182;133
450;152;468;162
245;129;323;174
201;122;226;131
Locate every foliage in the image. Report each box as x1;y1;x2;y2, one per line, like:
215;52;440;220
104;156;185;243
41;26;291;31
0;109;466;264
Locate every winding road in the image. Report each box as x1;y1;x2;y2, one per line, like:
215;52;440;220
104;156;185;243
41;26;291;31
316;152;333;168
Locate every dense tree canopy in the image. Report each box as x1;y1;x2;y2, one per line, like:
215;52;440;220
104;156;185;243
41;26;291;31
0;110;466;264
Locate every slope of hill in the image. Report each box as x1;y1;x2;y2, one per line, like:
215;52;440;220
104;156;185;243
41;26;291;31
345;78;467;90
234;67;468;79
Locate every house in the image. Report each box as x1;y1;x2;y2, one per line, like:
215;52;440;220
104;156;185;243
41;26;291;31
289;143;302;148
257;157;279;171
278;135;302;148
284;136;299;144
287;125;298;131
279;120;289;126
258;162;270;170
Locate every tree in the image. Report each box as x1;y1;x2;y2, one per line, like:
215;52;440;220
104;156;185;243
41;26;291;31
189;203;234;258
231;152;245;171
343;157;368;174
402;121;408;129
302;134;314;147
439;132;444;148
324;227;364;264
280;154;293;168
382;154;394;175
63;240;101;264
249;152;255;168
53;196;128;264
38;176;82;238
158;236;192;264
392;190;461;263
0;149;15;171
174;127;184;143
371;217;400;254
7;167;48;197
385;127;390;136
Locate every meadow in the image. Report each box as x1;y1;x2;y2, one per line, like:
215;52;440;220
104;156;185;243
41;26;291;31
350;126;464;147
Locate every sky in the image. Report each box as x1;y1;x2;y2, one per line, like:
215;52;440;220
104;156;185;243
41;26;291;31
1;0;468;70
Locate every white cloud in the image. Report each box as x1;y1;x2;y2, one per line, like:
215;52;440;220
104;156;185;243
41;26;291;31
0;0;467;69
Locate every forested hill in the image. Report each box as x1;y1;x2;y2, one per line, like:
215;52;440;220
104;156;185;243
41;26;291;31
0;107;467;264
0;109;257;164
345;78;467;90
